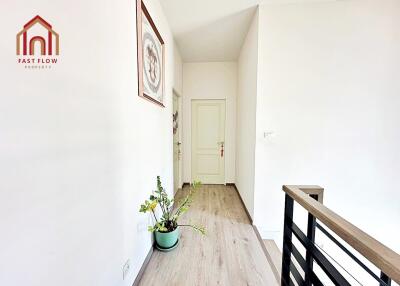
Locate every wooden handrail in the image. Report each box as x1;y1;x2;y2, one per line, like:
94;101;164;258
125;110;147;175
283;185;400;284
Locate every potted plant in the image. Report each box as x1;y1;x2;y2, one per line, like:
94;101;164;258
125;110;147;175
139;176;205;251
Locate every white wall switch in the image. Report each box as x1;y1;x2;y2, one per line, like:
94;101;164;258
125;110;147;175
122;259;130;280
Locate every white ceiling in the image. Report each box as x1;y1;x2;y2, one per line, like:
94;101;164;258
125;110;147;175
160;0;337;62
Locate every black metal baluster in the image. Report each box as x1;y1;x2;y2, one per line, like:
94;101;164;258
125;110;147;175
281;194;294;286
380;272;391;286
305;194;318;286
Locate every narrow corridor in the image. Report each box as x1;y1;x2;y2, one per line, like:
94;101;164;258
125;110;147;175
139;185;278;285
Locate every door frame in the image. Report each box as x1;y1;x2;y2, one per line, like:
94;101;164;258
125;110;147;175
172;89;182;194
191;99;226;184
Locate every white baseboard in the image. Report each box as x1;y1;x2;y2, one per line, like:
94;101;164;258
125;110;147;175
255;227;282;246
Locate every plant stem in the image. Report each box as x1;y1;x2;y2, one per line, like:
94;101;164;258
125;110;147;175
158;192;167;219
172;190;192;218
151;209;158;223
178;224;204;233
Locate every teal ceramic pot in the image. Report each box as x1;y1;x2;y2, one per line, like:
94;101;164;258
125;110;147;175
155;228;179;249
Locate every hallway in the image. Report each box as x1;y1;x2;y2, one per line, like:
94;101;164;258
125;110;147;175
139;185;278;285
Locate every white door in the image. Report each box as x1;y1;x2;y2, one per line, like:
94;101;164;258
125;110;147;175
173;93;181;194
191;99;225;184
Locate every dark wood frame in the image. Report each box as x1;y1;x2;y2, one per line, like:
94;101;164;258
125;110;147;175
136;0;165;107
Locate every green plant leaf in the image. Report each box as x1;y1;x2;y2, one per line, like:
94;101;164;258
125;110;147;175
140;177;204;235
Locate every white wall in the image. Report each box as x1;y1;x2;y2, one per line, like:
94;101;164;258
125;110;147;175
173;42;184;188
173;42;183;96
254;0;400;253
0;0;178;285
182;62;237;183
236;11;259;219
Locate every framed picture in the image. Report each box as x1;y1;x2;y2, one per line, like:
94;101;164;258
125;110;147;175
136;0;165;107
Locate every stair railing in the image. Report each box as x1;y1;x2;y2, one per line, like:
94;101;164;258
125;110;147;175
281;185;400;286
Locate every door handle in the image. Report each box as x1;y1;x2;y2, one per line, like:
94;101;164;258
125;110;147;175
218;142;224;158
176;142;181;160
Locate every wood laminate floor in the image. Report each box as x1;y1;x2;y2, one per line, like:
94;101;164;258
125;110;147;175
139;185;278;286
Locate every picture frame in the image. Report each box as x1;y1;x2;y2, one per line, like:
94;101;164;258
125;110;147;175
136;0;165;107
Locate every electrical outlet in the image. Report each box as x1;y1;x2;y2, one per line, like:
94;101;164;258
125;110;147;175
122;260;130;280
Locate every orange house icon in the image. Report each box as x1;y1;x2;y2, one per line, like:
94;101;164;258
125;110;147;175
16;15;59;56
